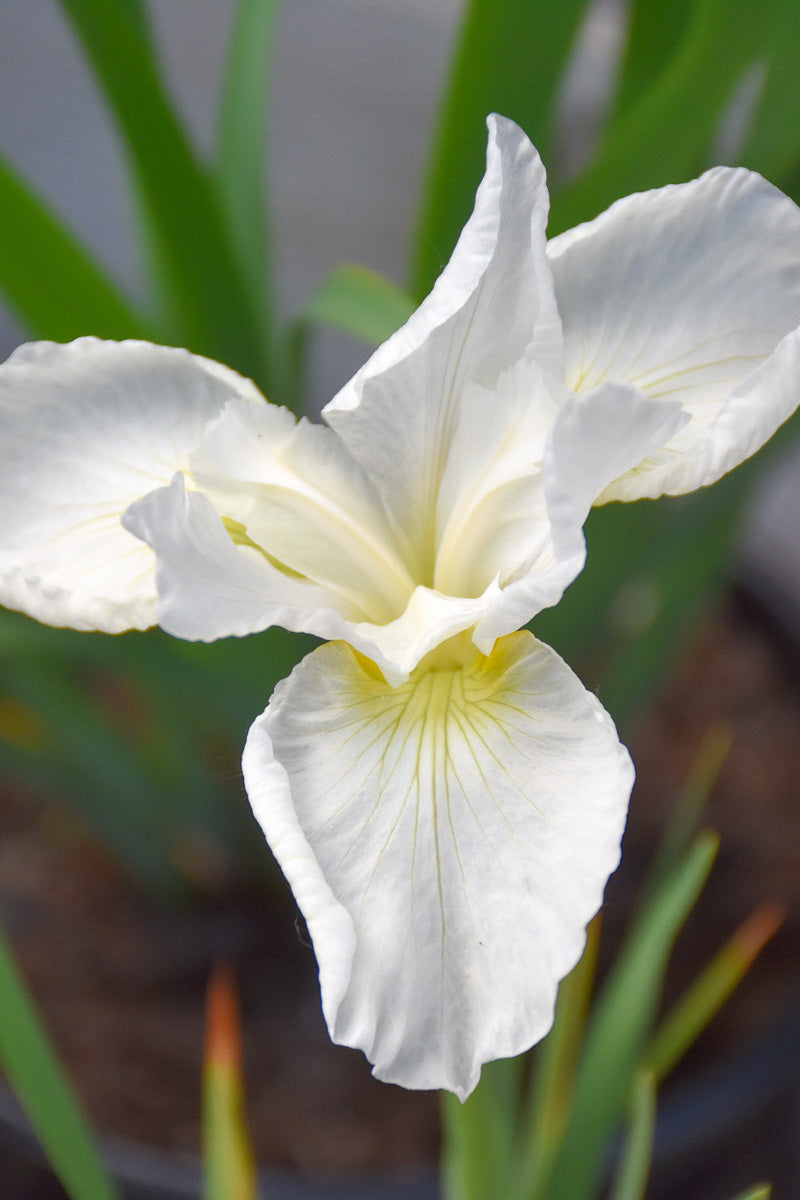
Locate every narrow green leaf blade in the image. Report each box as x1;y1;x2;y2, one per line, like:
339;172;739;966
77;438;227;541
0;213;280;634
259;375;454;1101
549;0;774;235
304;264;416;347
738;0;800;182
730;1186;771;1200
441;1056;524;1200
412;0;590;299
596;478;745;723
216;0;278;325
613;0;695;114
0;155;150;341
647;904;784;1083
0;923;120;1200
517;918;600;1200
645;725;733;892
535;403;800;726
203;965;257;1200
545;832;718;1200
57;0;270;387
608;1071;656;1200
117;0;149;34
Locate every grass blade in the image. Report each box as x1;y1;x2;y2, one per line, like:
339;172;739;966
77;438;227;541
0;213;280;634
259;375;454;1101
117;0;149;34
510;918;600;1200
613;0;695;114
549;0;775;235
0;922;119;1200
57;0;269;388
412;0;590;299
304;264;416;347
203;964;257;1200
216;0;278;345
607;1070;656;1200
535;402;800;726
441;1056;524;1200
644;725;733;891
646;904;784;1083
545;832;718;1200
730;1186;771;1200
0;155;150;341
738;0;800;182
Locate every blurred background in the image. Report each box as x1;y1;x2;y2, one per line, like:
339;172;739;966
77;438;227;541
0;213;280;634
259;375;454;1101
0;0;459;403
1;2;800;1197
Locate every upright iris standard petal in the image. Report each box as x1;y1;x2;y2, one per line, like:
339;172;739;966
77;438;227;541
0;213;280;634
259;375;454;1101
473;382;688;649
0;338;263;632
243;632;633;1098
120;119;610;678
324;115;564;585
548;167;800;501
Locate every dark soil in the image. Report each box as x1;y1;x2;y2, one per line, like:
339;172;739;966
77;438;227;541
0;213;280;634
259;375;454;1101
618;589;800;1055
0;792;439;1175
2;588;800;1185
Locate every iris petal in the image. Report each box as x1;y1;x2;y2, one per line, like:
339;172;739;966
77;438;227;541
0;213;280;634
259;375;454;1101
549;166;800;500
325;115;564;582
243;631;633;1098
123;475;355;645
473;382;687;648
190;398;414;622
0;338;261;632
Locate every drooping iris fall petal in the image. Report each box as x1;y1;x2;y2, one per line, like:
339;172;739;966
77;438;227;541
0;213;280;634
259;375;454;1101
243;631;633;1098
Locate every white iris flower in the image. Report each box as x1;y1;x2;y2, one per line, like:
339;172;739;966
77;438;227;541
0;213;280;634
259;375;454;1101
2;116;800;1098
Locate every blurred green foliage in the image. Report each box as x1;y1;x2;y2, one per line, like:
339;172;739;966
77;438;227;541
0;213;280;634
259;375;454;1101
442;731;778;1200
1;0;799;893
0;0;794;1194
0;920;120;1200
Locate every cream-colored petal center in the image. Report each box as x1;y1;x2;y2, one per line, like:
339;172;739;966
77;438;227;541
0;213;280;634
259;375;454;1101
190;400;416;624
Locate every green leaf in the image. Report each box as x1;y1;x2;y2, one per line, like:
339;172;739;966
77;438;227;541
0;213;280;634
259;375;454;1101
738;0;800;182
0;922;119;1200
0;612;308;894
646;904;783;1083
595;473;745;723
613;0;696;114
117;0;150;35
0;654;190;898
412;0;590;299
0;155;150;341
730;1186;771;1200
441;1056;524;1200
57;0;270;388
545;832;718;1200
304;264;416;347
607;1070;656;1200
216;0;279;352
645;725;733;895
203;965;257;1200
516;918;600;1200
549;0;775;235
535;404;800;727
